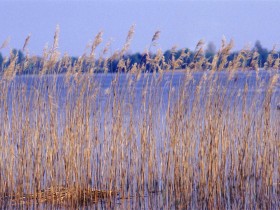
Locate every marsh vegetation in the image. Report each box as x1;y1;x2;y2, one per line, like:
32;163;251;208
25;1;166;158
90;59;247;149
0;27;279;209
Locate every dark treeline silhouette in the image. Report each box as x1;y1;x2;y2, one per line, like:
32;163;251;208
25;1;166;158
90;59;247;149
0;40;279;74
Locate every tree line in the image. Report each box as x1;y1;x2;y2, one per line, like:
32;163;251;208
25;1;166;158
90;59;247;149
0;40;279;74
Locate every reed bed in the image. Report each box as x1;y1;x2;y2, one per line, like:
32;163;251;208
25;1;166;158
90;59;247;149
0;28;279;209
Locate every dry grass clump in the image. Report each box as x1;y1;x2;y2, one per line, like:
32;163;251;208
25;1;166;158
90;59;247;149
1;186;118;207
0;28;279;209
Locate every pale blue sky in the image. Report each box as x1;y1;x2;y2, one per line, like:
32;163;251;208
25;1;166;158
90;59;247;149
0;1;280;56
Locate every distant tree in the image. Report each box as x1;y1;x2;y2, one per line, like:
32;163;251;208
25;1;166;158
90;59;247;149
107;58;118;72
205;42;216;62
163;50;172;63
71;57;78;66
129;52;142;65
11;49;25;64
0;53;3;71
254;40;268;67
163;48;192;68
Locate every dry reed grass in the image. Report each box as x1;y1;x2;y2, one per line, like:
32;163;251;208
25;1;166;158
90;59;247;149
1;186;117;207
0;28;279;209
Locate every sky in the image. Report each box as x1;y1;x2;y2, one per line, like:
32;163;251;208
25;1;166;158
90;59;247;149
0;0;280;56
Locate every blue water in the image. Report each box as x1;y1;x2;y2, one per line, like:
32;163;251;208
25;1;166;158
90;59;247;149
4;70;279;115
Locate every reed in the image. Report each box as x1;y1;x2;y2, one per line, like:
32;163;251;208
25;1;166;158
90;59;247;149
0;28;279;209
